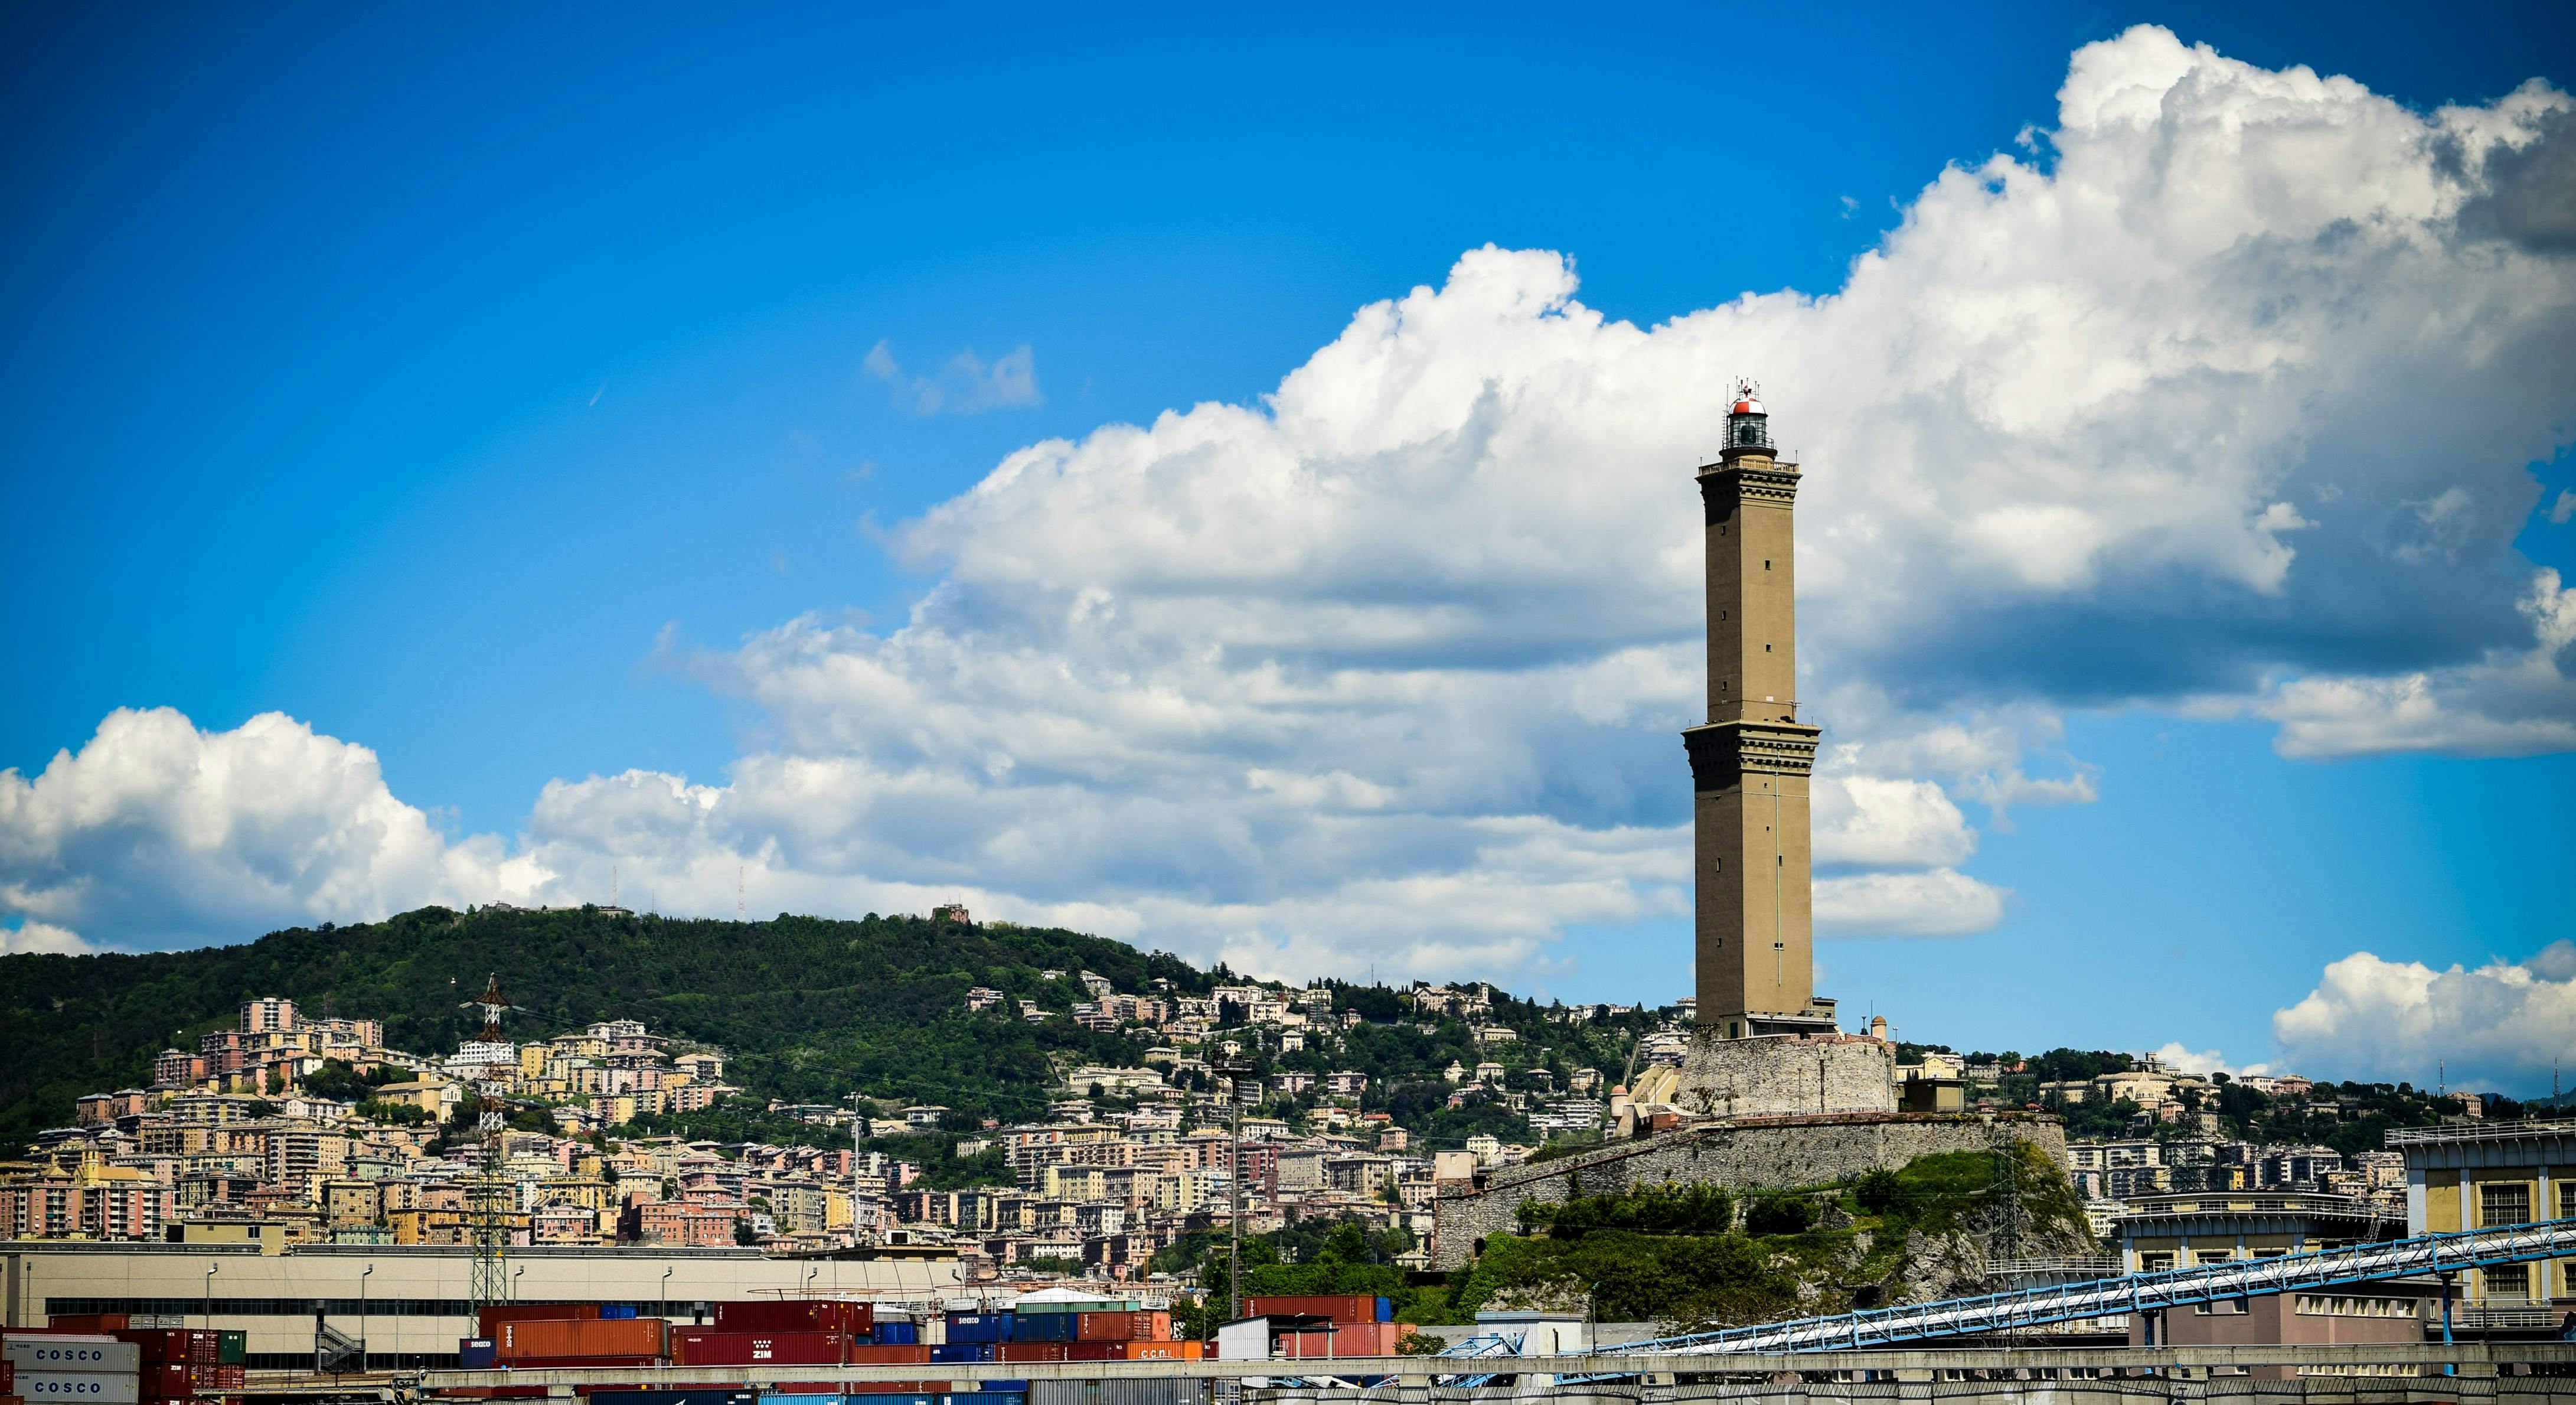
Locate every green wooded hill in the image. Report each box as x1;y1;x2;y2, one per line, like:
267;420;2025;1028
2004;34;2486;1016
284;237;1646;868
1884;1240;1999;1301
0;905;1222;1148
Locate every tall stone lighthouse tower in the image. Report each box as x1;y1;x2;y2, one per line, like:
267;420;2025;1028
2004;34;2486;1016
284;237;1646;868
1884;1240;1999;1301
1684;386;1836;1039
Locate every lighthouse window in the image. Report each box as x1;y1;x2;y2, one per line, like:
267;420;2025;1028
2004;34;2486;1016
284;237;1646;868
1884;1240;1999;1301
1765;560;1772;569
1765;644;1772;652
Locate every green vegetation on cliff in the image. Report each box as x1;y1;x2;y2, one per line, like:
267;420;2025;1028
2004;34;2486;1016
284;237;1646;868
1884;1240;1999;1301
1453;1144;2095;1326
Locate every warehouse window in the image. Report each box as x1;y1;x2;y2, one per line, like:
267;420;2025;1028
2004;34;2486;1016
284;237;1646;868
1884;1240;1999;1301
2480;1183;2531;1226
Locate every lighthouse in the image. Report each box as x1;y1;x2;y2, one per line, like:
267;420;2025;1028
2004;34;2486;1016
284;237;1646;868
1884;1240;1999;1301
1683;385;1837;1038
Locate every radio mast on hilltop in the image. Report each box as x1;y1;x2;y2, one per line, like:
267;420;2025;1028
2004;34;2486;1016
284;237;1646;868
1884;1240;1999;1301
459;973;524;1308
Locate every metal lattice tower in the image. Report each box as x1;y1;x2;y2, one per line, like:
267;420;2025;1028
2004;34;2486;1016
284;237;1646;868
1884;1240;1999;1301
461;973;521;1308
1987;1120;2025;1268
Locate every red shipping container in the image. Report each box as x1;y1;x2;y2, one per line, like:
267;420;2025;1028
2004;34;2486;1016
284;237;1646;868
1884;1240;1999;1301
1245;1295;1377;1323
995;1342;1068;1363
709;1302;872;1335
1063;1343;1121;1362
41;1316;129;1333
495;1319;666;1362
115;1332;217;1365
1120;1341;1203;1361
140;1363;241;1396
843;1345;929;1365
668;1330;853;1367
1276;1323;1400;1358
1073;1311;1171;1342
479;1306;602;1338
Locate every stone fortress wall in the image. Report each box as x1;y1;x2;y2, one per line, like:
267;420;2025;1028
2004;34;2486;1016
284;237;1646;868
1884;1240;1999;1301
1431;1111;2068;1270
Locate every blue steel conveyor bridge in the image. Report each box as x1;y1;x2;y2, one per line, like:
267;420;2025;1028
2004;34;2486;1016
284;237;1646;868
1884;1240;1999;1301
1584;1217;2576;1361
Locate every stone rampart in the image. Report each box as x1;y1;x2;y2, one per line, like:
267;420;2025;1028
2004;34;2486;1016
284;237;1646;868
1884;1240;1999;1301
1669;1030;1899;1118
1430;1111;2067;1270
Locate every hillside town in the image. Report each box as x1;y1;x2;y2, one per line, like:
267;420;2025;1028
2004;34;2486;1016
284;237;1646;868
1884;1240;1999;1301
1;959;2460;1289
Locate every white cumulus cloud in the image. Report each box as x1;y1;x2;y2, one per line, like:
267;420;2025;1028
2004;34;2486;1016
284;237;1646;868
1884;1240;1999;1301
2271;945;2576;1091
0;708;550;950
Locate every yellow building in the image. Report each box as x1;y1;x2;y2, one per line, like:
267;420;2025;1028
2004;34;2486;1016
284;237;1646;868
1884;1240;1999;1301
2396;1123;2574;1311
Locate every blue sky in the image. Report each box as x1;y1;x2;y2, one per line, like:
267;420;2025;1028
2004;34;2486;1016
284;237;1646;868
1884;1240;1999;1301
5;4;2574;1092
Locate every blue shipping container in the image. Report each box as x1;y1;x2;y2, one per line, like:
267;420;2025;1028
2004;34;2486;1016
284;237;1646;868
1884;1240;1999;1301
600;1305;638;1320
942;1313;1008;1344
975;1385;1029;1396
1006;1312;1075;1343
1377;1296;1393;1322
928;1344;992;1364
458;1338;497;1369
875;1321;919;1345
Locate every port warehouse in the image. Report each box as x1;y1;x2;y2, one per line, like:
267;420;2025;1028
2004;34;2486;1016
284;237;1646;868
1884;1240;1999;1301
1;1243;965;1368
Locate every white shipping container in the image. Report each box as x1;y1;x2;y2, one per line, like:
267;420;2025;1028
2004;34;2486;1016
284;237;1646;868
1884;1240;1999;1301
4;1338;142;1373
14;1372;143;1404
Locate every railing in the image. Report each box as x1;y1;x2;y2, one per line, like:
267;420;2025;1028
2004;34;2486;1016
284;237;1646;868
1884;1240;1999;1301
2388;1120;2576;1145
1993;1255;2120;1277
2455;1304;2560;1329
1592;1216;2576;1358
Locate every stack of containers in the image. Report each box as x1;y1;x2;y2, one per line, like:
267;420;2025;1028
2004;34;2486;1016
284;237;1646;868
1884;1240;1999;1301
1070;1308;1192;1362
5;1333;141;1405
929;1312;1005;1365
671;1303;926;1368
120;1331;246;1400
1245;1295;1402;1359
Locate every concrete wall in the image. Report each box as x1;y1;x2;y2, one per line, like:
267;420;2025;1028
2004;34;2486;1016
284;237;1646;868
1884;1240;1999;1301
1432;1113;2066;1270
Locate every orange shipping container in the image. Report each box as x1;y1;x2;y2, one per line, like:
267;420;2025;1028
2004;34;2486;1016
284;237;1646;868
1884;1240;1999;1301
495;1318;666;1362
1120;1341;1203;1361
1073;1312;1171;1342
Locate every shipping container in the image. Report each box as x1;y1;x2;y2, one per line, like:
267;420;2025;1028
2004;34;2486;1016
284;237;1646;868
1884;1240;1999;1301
35;1319;126;1335
1070;1312;1167;1344
710;1303;871;1336
458;1340;497;1370
869;1322;917;1347
992;1343;1066;1364
1001;1316;1072;1345
497;1319;666;1363
586;1391;758;1405
479;1305;603;1338
1242;1295;1383;1324
599;1306;638;1321
925;1345;991;1365
110;1334;214;1368
1116;1342;1202;1362
211;1334;244;1369
15;1374;141;1404
5;1342;139;1374
1029;1384;1194;1405
1275;1322;1402;1358
938;1316;1005;1346
667;1332;845;1368
842;1346;928;1366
